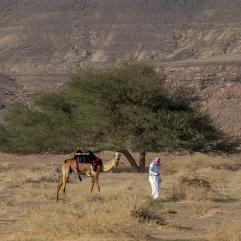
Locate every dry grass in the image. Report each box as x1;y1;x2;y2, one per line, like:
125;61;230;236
4;164;151;241
167;175;218;201
163;153;241;202
206;223;241;241
167;183;187;201
20;195;149;241
165;153;236;174
1;152;241;241
191;201;218;217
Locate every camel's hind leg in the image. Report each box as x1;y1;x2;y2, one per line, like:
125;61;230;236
57;175;63;202
62;169;70;200
56;164;70;202
90;176;96;194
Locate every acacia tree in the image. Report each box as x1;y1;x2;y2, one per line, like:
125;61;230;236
1;62;238;170
66;62;238;171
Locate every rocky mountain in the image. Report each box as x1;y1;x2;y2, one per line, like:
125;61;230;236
0;0;241;136
164;61;241;137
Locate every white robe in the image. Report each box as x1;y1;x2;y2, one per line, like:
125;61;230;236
149;163;160;199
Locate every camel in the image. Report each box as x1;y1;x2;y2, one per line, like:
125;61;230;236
56;152;121;202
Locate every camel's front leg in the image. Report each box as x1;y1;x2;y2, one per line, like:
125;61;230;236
77;170;82;182
62;177;67;200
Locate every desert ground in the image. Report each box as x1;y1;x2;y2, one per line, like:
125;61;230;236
0;152;241;241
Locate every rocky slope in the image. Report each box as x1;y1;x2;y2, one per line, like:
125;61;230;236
164;61;241;137
2;0;241;72
0;0;241;136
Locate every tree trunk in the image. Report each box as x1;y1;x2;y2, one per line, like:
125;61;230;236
138;150;146;172
118;148;139;171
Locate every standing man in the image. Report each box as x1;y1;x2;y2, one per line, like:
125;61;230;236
149;157;161;199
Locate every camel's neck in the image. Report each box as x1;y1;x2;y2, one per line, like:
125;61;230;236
102;159;119;172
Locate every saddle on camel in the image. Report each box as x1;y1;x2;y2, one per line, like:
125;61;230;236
68;148;103;180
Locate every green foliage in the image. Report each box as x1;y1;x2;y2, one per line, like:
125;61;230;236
0;123;8;151
0;62;239;153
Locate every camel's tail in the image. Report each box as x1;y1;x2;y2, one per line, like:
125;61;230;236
64;159;68;163
64;159;73;173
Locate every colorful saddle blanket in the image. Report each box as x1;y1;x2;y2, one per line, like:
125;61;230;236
74;153;102;167
74;153;103;172
74;153;92;163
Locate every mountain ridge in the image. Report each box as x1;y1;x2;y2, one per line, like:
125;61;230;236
0;0;241;137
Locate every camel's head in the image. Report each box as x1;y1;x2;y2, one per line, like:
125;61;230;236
114;152;121;161
112;152;121;167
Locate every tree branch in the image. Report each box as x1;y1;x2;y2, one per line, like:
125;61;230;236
118;148;139;171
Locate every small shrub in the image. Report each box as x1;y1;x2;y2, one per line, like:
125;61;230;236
131;199;167;225
167;175;219;201
180;175;213;191
167;184;186;201
168;209;178;214
31;165;43;172
0;163;14;172
191;202;217;217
